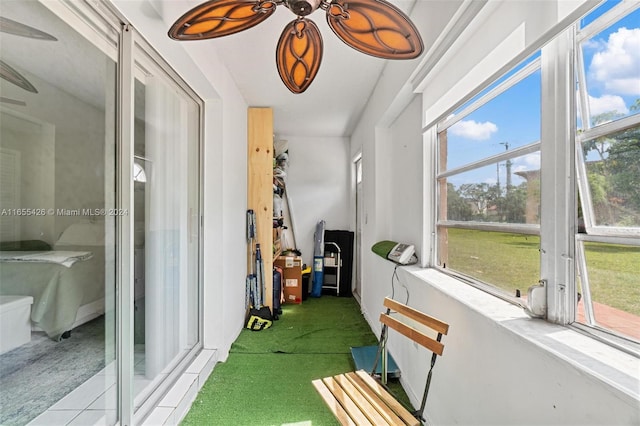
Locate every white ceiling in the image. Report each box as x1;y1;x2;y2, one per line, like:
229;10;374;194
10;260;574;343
157;0;424;138
1;0;459;139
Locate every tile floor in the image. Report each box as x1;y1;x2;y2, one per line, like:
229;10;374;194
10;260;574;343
27;349;216;425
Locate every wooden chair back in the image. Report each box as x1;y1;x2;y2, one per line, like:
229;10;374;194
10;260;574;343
379;297;449;355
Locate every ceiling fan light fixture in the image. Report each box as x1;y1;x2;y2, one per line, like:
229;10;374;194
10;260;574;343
284;0;322;16
167;0;424;93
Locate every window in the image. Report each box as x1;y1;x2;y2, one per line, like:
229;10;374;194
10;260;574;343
432;1;640;348
436;56;542;300
575;2;640;342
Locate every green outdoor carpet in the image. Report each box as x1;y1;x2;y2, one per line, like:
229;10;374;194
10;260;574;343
181;296;411;426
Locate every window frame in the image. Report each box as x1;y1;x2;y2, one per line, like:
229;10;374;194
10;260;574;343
571;1;640;350
427;1;640;353
432;51;543;307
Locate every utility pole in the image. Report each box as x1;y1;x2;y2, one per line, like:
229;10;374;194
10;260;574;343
500;142;512;193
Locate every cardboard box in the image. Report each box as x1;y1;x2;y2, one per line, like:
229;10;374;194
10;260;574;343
274;255;303;304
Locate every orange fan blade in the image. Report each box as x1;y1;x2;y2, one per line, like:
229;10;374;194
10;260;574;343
276;18;323;94
168;0;278;40
326;0;423;59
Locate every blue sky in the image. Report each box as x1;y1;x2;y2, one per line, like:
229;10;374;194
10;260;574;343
445;2;640;188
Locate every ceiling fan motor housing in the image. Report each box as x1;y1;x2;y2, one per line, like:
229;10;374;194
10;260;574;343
285;0;322;16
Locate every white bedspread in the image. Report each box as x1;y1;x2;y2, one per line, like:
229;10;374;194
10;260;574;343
0;251;93;268
0;248;101;340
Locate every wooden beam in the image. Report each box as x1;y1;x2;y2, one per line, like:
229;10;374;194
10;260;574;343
247;107;273;310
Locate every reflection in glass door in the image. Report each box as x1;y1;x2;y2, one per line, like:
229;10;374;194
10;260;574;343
132;50;200;410
0;1;118;424
354;156;363;300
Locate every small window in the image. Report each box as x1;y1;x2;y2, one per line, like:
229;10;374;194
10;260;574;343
575;3;640;343
576;240;640;341
436;53;541;299
579;125;640;229
442;70;541;171
576;5;640;130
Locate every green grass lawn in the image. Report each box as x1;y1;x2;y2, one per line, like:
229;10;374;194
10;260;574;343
444;228;540;297
583;241;640;316
444;228;640;316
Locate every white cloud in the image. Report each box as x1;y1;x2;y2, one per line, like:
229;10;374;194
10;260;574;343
450;119;498;140
588;94;629;116
511;153;541;175
588;27;640;95
523;152;541;169
484;177;497;185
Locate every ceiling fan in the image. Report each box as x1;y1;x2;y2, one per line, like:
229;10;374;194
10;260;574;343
0;16;58;104
168;0;423;93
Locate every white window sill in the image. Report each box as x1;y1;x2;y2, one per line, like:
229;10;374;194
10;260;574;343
404;266;640;402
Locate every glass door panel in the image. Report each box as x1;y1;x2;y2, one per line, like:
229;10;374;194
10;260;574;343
0;1;118;424
132;51;200;408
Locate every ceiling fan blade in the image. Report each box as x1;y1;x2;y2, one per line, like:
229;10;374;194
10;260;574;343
0;60;38;93
0;97;26;106
326;0;423;59
0;17;57;41
276;18;323;94
168;0;278;40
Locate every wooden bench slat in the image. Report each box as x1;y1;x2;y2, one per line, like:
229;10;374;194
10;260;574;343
355;370;420;426
312;379;356;426
333;374;392;425
314;299;450;426
380;313;445;356
322;376;374;426
344;372;406;425
383;297;449;335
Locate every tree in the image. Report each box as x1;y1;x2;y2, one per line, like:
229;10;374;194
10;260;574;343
446;183;473;221
498;183;527;223
581;111;624;160
607;126;640;217
458;183;498;218
581;102;640;226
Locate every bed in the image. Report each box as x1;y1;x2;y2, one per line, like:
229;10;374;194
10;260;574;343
0;222;106;341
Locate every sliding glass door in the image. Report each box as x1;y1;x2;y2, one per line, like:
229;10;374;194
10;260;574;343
0;1;118;424
0;1;202;424
132;42;200;410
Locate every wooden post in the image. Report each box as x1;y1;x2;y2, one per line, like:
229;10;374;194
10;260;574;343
247;107;273;310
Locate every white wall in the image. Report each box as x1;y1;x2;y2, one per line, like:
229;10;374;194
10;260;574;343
392;267;640;425
112;0;249;359
351;0;638;424
0;110;55;244
281;135;350;267
388;96;423;249
0;67;106;245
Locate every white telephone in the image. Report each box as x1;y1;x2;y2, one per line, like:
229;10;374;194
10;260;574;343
387;243;417;265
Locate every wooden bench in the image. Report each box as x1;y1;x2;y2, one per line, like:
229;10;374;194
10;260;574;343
313;297;450;426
